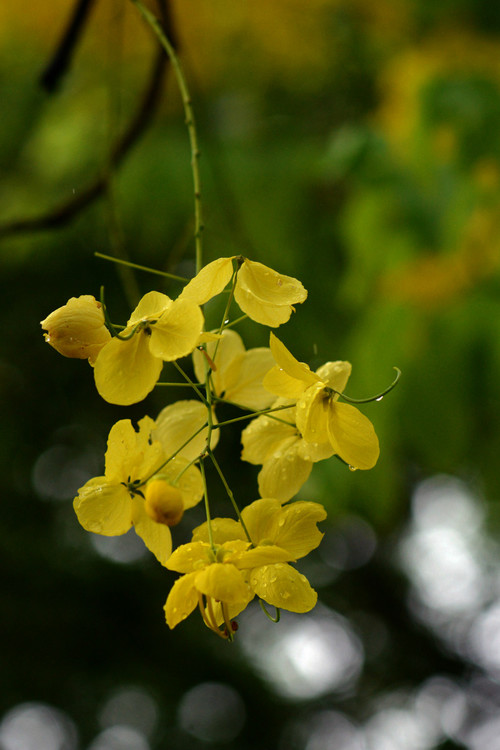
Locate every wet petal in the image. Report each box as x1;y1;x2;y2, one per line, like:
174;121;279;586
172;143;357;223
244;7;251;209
153;400;218;461
128;291;171;325
192;518;244;544
179;257;235;305
327;403;380;470
94;332;163;405
234;260;307;326
316;360;352;393
193;328;245;395
258;452;313;503
268;500;326;558
73;477;132;535
167;541;211;573
164;572;198;628
241;413;298;465
235;544;293;568
195;563;251;604
132;497;173;566
149;298;204;361
224;347;276;410
250;563;317;613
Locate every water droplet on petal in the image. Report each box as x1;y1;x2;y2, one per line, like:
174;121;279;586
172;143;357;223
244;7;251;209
349;465;358;472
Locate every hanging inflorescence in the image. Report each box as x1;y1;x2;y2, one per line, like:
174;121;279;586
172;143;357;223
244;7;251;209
40;1;399;641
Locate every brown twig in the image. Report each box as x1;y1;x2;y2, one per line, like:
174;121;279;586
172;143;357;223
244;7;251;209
0;0;173;241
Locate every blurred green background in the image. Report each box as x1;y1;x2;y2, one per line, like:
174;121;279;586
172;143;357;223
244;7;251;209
3;1;500;748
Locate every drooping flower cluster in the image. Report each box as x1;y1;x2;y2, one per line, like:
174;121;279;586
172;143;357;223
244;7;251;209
42;255;395;638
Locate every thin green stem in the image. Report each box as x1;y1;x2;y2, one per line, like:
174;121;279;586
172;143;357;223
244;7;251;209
211;403;295;430
331;367;402;405
222;313;248;329
259;600;281;623
130;0;204;272
208;450;252;544
95;252;189;282
199;460;215;551
173;360;207;404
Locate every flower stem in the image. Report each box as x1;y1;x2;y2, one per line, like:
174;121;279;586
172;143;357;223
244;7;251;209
208;450;252;544
129;0;204;273
95;252;189;282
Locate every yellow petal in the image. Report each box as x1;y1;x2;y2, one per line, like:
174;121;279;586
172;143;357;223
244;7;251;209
41;295;111;363
73;477;132;535
327;403;380;470
234;544;293;568
153;400;218;461
258;452;313;503
192;328;245;395
192;518;243;544
251;563;317;613
224;347;276;410
164;572;199;628
195;563;251;604
167;541;211;573
240;497;282;542
263;365;308;399
316;360;352;394
297;438;335;463
132;497;173;566
269;333;319;385
234;259;307;326
241;413;298;464
296;382;331;444
149;298;204;361
94;332;163;405
178;257;235;305
268;500;326;558
128;291;171;326
104;419;140;480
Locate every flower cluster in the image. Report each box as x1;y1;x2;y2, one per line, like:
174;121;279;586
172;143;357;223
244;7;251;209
42;255;395;639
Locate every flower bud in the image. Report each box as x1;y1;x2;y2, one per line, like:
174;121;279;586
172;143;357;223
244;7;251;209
144;479;184;527
41;295;111;364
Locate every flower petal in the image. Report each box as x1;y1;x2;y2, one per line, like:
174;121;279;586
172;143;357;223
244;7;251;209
94;332;163;405
128;291;171;325
195;563;251;605
152;456;204;511
235;544;293;568
268;500;326;558
258;452;313;503
164;572;199;628
132;497;173;566
192;328;245;396
149;298;204;361
327;403;380;470
316;360;352;393
250;563;317;613
153;400;218;461
192;518;243;544
73;477;132;535
167;541;211;573
224;347;276;410
178;257;235;305
234;260;307;326
241;412;298;465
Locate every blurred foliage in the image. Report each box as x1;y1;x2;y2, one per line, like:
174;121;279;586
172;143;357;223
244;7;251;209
3;1;500;749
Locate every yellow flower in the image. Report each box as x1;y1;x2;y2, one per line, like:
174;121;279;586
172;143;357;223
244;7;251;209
74;417;203;565
41;295;111;364
93;291;204;405
264;333;380;470
192;497;326;618
241;404;334;502
179;256;307;327
164;538;291;637
192;328;275;410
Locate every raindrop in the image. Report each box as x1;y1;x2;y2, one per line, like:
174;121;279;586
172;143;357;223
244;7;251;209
224;319;230;325
376;396;384;402
348;466;358;472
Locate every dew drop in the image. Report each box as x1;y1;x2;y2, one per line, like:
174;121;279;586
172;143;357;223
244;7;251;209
376;396;384;402
281;591;290;599
348;465;358;472
224;319;230;325
278;518;285;527
277;278;283;286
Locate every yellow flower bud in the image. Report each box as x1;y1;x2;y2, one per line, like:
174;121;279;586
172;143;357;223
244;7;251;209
144;479;184;527
41;295;111;364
